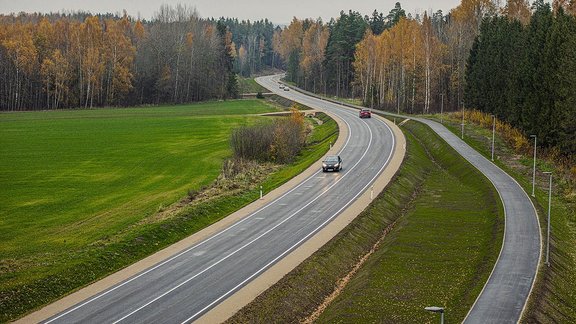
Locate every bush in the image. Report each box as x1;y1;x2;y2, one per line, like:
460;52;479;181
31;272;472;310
231;106;306;163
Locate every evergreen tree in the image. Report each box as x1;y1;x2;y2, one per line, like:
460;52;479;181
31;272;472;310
324;10;368;97
547;8;576;152
385;2;407;29
521;0;553;136
369;10;385;35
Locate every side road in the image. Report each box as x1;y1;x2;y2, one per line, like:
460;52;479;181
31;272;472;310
417;118;541;323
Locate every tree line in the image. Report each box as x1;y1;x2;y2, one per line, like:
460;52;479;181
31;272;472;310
274;1;499;113
0;5;237;110
466;0;576;155
217;18;280;77
272;0;574;156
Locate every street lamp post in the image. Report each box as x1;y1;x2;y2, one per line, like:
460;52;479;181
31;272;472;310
425;306;445;324
543;171;552;266
530;135;537;197
461;102;465;139
440;93;444;124
491;115;496;161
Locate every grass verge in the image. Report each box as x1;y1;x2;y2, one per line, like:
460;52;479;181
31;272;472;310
227;119;503;323
0;104;337;322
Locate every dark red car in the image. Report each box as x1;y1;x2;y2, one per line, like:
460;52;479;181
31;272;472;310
359;108;371;118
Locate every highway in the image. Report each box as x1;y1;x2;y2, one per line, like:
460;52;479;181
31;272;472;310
41;74;398;323
271;79;541;322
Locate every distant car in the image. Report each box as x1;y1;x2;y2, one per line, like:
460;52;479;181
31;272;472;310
359;108;371;118
279;84;285;89
322;155;342;172
284;87;290;91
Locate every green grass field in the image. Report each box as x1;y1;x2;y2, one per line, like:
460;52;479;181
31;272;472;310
237;76;268;94
0;100;338;322
0;100;278;318
0;101;277;259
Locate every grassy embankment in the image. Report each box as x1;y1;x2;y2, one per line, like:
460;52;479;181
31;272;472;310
237;76;268;94
228;119;504;323
437;113;576;323
0;100;338;322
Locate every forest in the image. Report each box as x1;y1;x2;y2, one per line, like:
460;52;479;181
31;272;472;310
465;0;576;153
275;0;575;156
0;5;239;110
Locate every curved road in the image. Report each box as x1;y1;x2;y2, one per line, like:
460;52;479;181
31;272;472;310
273;80;541;322
39;75;398;323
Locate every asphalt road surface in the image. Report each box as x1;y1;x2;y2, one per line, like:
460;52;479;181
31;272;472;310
42;75;397;323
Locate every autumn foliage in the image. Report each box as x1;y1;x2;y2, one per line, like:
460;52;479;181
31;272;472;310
0;6;237;110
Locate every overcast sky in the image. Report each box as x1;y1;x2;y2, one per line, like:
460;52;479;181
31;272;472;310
0;0;462;24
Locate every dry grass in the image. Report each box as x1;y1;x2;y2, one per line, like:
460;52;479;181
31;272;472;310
451;109;575;198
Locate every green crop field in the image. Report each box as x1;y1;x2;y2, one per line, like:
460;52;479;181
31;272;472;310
1;101;278;258
0;100;279;309
238;76;268;94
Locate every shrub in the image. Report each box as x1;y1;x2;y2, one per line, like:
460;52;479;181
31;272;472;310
231;106;306;164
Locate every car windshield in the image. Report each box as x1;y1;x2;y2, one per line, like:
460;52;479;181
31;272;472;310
324;156;339;162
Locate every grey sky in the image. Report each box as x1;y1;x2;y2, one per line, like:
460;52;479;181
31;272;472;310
0;0;462;24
